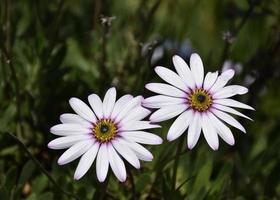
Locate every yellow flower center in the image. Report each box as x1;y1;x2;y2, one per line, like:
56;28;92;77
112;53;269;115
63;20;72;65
189;88;212;112
92;119;118;143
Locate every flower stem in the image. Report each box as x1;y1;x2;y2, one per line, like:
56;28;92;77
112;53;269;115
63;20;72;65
171;136;185;193
127;167;136;199
6;132;79;200
92;172;110;200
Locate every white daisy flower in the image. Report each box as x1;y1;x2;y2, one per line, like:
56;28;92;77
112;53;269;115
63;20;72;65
48;87;162;182
144;53;254;150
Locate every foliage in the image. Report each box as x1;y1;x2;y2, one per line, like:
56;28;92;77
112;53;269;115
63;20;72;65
0;0;280;199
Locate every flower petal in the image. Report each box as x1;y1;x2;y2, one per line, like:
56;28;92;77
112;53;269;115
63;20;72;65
209;69;235;93
108;144;127;182
112;139;140;169
121;106;151;123
120;131;163;145
114;96;142;123
213;98;254;110
48;135;93;149
121;139;153;161
190;53;204;88
88;94;103;120
96;143;109;182
172;55;196;89
69;98;97;123
187;111;202;149
213;104;252;120
213;85;248;99
50;124;91;136
74;142;99;180
167;110;193;141
111;94;133;119
145;83;186;98
120;121;161;131
103;87;117;118
60;113;93;128
149;104;188;122
155;66;189;91
202;114;219;150
143;95;185;108
58;140;93;165
207;112;235;145
212;108;246;133
203;71;218;91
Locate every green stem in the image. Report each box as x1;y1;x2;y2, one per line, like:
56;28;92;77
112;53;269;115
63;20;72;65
171;137;185;193
92;172;110;200
7;132;79;200
127;167;136;199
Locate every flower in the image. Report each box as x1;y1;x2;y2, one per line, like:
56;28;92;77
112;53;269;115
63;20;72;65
144;53;254;150
48;87;162;182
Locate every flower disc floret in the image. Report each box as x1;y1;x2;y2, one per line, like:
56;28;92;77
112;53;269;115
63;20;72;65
93;119;118;142
188;88;212;112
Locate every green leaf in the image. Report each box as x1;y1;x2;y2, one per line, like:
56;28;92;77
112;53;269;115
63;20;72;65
32;175;49;194
18;160;36;185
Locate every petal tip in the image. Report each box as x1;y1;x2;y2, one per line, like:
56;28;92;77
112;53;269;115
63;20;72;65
74;173;82;180
187;143;195;150
119;177;127;183
47;142;54;149
57;159;65;165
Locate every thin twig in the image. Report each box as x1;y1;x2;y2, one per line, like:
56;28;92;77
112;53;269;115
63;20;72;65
6;132;80;200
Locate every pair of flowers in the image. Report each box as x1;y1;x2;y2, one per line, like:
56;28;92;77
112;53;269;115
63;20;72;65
48;53;253;182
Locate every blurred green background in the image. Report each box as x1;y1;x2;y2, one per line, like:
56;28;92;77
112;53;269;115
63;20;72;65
0;0;280;199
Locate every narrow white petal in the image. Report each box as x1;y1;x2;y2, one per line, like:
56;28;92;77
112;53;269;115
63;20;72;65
121;106;151;123
60;113;93;128
96;143;109;182
149;104;188;122
213;104;252;120
190;53;204;88
111;95;133;119
203;71;218;91
172;55;196;89
155;66;189;91
208;112;235;145
187;111;202;149
209;69;235;93
202;114;219;150
213;98;254;110
213;85;248;99
108;144;127;182
121;139;153;161
69;98;97;123
58;140;93;165
114;96;142;122
145;83;186;98
112;139;140;169
120;131;163;145
143;95;185;108
88;94;103;120
103;87;117;118
74;142;99;180
120;121;161;131
212;108;246;133
50;124;91;136
167;110;192;141
48;135;93;149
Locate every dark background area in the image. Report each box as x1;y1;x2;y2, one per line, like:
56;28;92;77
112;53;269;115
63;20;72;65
0;0;280;199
